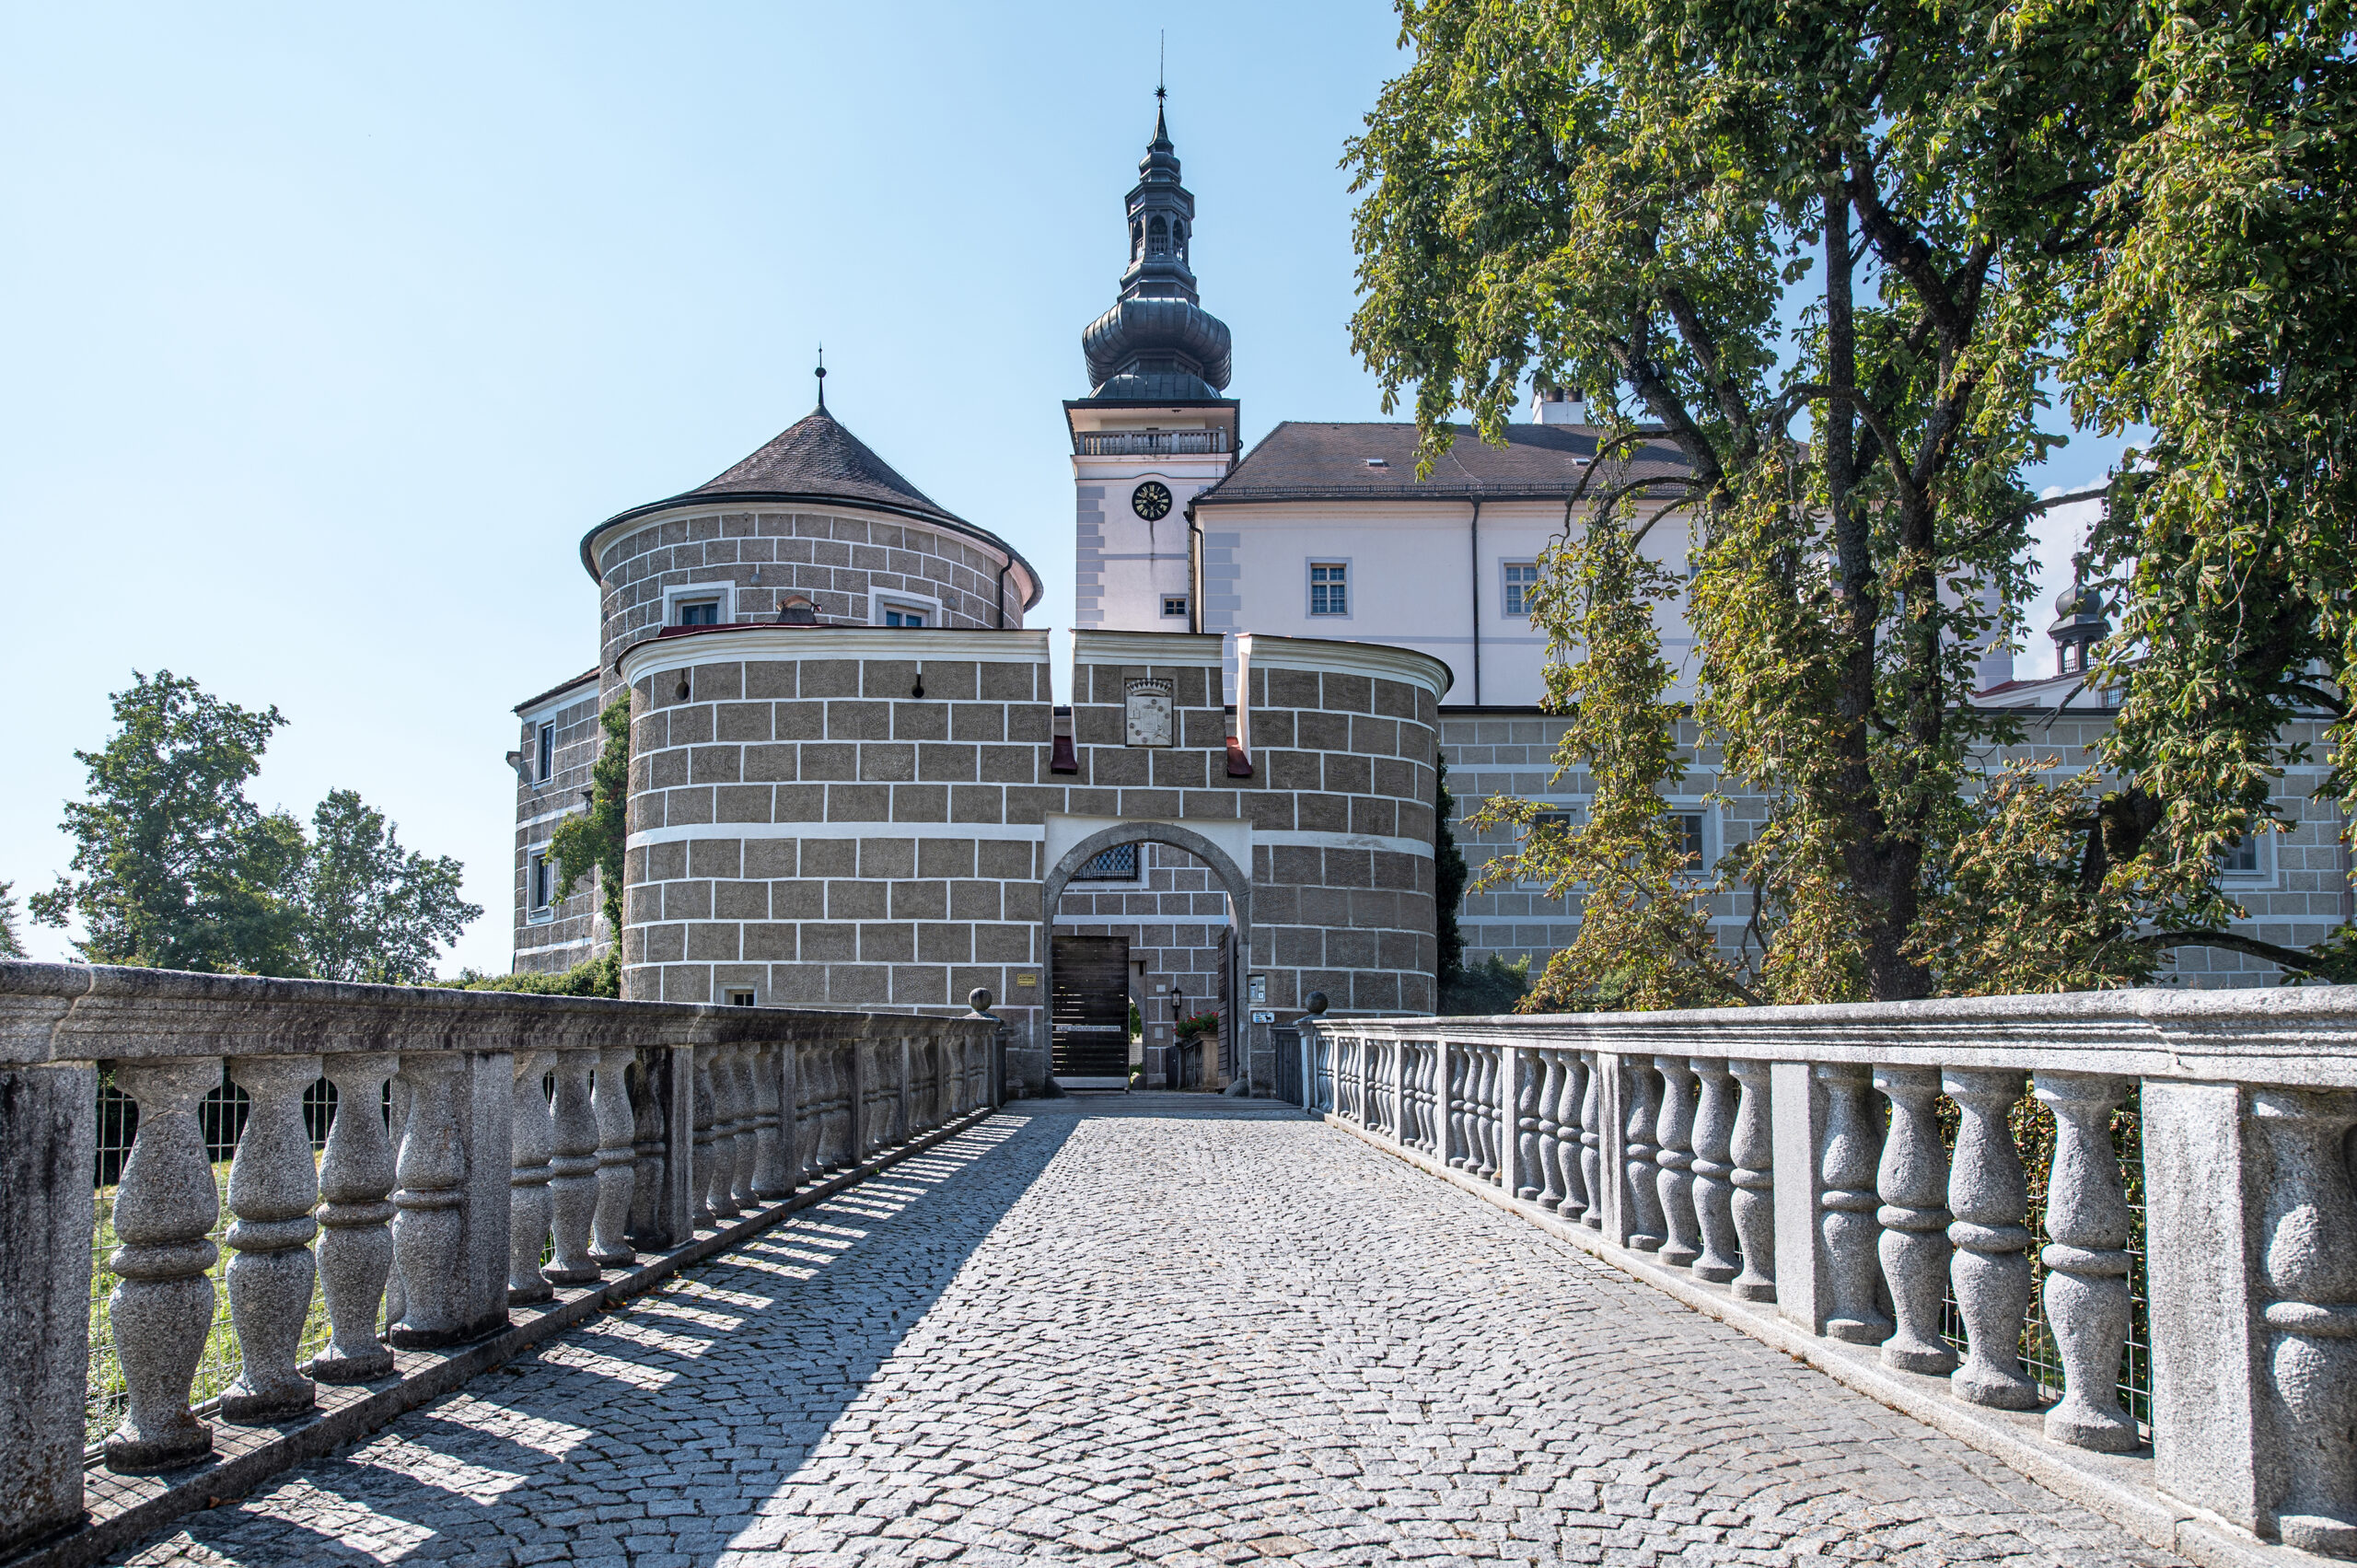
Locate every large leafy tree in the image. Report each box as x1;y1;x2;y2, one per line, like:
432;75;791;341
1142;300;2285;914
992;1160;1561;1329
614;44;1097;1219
33;670;481;979
0;882;26;959
295;789;479;983
31;671;308;972
1350;0;2350;1003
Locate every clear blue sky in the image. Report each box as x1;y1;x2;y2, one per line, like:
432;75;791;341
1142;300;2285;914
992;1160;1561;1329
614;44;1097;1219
1;3;2117;976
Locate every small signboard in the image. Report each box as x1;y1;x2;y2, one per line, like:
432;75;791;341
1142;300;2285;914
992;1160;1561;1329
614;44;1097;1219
1015;972;1038;988
1250;1009;1276;1025
1125;677;1175;748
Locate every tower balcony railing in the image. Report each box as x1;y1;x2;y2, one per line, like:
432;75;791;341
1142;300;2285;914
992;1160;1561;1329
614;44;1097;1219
1075;429;1229;457
0;961;1008;1564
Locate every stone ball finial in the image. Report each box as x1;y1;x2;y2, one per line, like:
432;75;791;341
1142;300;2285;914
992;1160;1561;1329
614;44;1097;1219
968;988;993;1016
1305;991;1329;1016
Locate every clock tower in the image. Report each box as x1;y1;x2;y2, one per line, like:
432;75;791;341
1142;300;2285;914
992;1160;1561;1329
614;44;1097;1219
1065;97;1239;635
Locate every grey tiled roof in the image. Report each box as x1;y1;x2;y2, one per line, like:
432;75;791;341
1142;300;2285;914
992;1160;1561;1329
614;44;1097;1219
1193;421;1694;505
675;406;962;524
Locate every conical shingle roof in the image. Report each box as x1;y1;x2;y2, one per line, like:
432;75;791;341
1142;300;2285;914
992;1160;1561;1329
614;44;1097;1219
680;406;961;523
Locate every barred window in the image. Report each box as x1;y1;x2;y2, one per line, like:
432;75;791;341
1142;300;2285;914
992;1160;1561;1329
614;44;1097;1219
1074;842;1141;881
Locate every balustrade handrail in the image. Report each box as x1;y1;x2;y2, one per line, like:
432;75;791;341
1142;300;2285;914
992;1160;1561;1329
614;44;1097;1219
1302;985;2357;1087
0;959;1007;1562
1297;987;2357;1562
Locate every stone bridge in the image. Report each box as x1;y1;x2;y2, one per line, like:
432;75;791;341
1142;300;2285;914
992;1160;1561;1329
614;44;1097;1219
3;967;2353;1567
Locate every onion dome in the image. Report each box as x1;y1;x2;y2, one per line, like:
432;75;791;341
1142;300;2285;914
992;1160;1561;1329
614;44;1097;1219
1078;101;1233;401
2048;582;2110;641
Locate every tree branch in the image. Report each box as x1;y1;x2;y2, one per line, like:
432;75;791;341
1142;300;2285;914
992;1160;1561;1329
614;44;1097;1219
2131;930;2346;979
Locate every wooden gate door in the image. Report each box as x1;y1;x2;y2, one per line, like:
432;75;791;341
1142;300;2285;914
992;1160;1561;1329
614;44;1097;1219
1051;935;1132;1087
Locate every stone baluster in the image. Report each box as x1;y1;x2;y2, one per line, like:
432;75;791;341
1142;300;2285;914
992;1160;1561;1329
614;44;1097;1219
2035;1071;2137;1451
1944;1068;2038;1408
1654;1055;1701;1269
588;1047;637;1268
2252;1086;2357;1554
1728;1059;1775;1302
1556;1052;1589;1221
1817;1063;1890;1344
1689;1058;1740;1283
1623;1060;1666;1251
310;1052;397;1384
896;1035;913;1144
1874;1065;1956;1373
508;1051;556;1306
727;1042;760;1208
752;1040;792;1200
219;1055;321;1422
543;1049;601;1285
1578;1052;1606;1231
390;1052;469;1346
1446;1047;1469;1166
791;1043;819;1179
382;1074;411;1330
825;1042;850;1169
102;1059;222;1471
627;1049;666;1246
1478;1048;1503;1181
690;1045;719;1225
703;1043;741;1218
1532;1052;1564;1208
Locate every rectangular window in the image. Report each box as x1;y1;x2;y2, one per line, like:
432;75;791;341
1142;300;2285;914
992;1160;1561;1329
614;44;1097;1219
2219;832;2265;876
726;989;757;1006
1308;562;1349;616
1503;562;1539;617
1074;842;1141;881
677;599;720;627
535;722;554;783
883;607;926;627
527;849;553;921
1162;595;1189;620
1674;812;1707;868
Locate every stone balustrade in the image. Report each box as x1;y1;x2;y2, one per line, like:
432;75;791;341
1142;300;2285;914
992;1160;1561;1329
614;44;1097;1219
1303;988;2357;1562
0;961;1002;1560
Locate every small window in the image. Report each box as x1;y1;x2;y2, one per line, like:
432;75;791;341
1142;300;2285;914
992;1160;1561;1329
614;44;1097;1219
1308;562;1349;617
1503;562;1540;617
527;849;554;922
2219;831;2267;877
1673;812;1707;868
1162;596;1189;620
725;989;757;1007
884;607;926;627
1074;843;1141;881
535;722;554;783
677;599;720;627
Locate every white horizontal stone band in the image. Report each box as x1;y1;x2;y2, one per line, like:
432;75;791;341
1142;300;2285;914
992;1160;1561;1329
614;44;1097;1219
1257;829;1433;860
625;822;1434;859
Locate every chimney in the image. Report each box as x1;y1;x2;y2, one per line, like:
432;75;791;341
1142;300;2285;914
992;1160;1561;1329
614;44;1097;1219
1530;378;1585;425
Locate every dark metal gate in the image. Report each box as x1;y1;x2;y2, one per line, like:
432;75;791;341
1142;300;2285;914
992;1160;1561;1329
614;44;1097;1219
1051;935;1131;1086
1274;1025;1303;1106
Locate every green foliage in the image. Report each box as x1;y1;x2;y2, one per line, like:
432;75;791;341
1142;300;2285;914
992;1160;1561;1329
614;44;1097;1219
296;789;480;982
1348;0;2355;1001
549;696;629;939
2069;0;2357;955
452;949;621;997
1439;952;1532;1016
0;881;26;958
32;670;481;979
30;671;307;972
1434;755;1468;988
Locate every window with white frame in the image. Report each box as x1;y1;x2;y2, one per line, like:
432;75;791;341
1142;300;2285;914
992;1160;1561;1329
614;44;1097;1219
874;590;942;629
2218;829;2274;879
1514;805;1580;890
662;581;734;628
1308;561;1349;616
1162;595;1189;620
1503;562;1540;617
527;848;555;923
535;722;554;784
725;989;757;1006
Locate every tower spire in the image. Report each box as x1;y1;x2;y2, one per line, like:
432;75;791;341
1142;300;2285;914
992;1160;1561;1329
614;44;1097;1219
814;344;827;411
1072;95;1233;401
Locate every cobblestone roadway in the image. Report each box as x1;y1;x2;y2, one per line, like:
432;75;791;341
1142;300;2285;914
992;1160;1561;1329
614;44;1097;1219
124;1097;2185;1568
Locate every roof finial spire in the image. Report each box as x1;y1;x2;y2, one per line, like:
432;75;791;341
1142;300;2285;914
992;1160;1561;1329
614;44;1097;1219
1154;33;1169;140
815;343;827;411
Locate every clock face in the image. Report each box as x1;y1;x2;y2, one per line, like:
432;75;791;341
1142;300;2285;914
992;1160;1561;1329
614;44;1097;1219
1132;481;1173;520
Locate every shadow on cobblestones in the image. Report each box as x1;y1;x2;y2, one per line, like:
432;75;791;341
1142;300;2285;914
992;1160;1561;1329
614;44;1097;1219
122;1098;2189;1568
